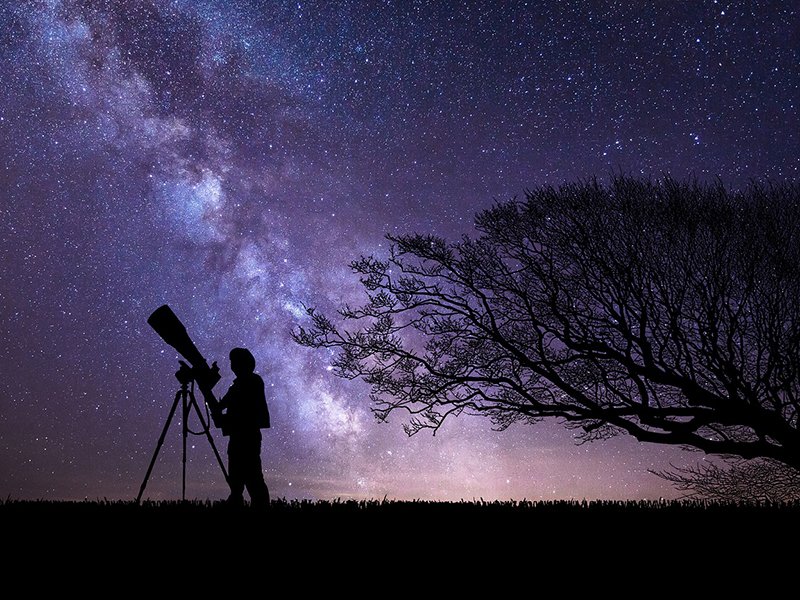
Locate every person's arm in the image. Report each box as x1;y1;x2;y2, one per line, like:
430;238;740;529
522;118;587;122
203;383;233;433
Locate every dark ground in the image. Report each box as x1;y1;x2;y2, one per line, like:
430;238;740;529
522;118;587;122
2;497;796;590
3;497;797;545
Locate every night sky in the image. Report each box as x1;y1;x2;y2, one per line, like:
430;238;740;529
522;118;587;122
2;0;798;502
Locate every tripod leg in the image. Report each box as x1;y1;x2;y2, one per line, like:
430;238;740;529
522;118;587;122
182;388;189;501
137;390;182;503
189;392;230;484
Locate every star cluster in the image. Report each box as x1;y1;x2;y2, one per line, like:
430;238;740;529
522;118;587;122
1;0;798;501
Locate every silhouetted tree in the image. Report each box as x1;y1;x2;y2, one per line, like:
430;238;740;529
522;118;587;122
653;457;800;503
294;175;800;476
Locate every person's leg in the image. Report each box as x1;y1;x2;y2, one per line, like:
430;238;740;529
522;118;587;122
242;434;270;508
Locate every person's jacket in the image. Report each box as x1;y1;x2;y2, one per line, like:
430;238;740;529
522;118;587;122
218;372;270;436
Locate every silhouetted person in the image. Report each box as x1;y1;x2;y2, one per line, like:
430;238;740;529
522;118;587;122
217;347;271;508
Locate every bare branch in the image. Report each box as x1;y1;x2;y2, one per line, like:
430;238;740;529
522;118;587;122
294;175;800;477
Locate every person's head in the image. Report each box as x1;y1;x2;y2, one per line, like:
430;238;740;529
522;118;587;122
229;347;256;376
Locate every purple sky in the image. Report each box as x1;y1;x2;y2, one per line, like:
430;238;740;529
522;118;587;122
1;0;798;502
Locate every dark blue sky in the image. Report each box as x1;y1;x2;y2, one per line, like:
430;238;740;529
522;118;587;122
1;0;798;501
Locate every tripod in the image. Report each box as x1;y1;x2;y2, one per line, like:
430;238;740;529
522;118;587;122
137;378;229;503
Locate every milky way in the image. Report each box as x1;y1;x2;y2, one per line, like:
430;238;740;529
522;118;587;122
1;0;798;501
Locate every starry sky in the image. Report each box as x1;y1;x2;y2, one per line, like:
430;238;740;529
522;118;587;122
1;0;798;502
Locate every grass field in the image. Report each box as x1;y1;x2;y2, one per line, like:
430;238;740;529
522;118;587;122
2;497;796;588
3;496;797;541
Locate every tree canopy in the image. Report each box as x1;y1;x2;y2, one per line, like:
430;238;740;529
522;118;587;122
294;175;800;473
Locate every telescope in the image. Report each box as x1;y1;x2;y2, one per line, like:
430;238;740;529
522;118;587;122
138;304;229;502
147;304;221;396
